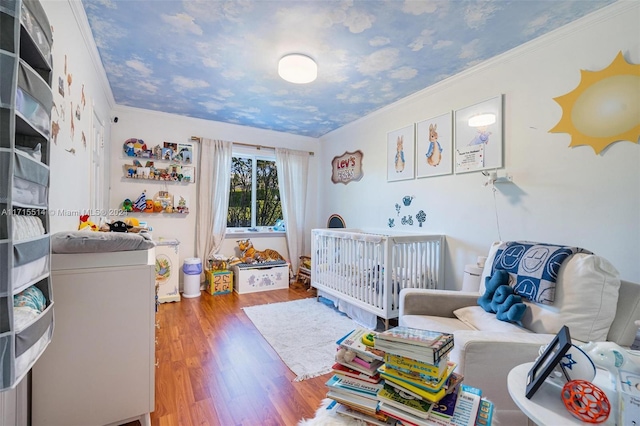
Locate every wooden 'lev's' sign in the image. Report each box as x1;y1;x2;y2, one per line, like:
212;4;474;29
331;150;363;184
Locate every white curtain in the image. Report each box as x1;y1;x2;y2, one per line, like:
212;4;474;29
196;138;233;278
275;148;309;272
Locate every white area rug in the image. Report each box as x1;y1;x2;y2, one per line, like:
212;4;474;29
243;298;359;381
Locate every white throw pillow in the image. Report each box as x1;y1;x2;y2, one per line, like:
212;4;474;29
519;253;620;342
453;306;531;334
478;241;503;296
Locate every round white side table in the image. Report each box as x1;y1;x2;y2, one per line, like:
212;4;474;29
507;362;618;425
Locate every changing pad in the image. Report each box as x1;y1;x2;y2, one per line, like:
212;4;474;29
51;231;156;254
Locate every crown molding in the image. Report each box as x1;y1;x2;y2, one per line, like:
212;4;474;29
68;0;115;110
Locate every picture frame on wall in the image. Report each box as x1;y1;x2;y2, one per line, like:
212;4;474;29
454;95;503;174
416;112;453;178
387;124;415;182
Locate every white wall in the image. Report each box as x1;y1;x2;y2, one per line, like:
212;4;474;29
109;106;320;279
42;1;113;233
318;2;640;286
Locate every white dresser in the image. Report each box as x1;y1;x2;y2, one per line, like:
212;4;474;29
32;249;156;426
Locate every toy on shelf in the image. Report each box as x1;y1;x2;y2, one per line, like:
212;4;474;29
155;190;173;213
132;191;147;212
122;191;188;214
123;138;147;157
122;162;195;183
122;199;133;212
175;196;189;214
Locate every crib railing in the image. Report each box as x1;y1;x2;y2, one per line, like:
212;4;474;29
311;229;444;324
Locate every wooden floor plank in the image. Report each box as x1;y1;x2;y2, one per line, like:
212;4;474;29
133;282;327;426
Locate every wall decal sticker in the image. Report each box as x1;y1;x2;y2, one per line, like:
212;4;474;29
549;51;640;154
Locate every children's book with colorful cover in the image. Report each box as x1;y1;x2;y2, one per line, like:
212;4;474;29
444;372;464;395
335;402;397;425
374;335;454;365
449;385;482;426
429;386;460;419
385;353;450;378
331;363;381;383
375;385;483;426
380;373;447;403
377;383;434;419
376;326;454;348
475;398;494;426
325;374;382;397
379;401;433;426
326;389;379;416
384;353;450;380
335;355;383;377
336;328;385;362
378;362;456;393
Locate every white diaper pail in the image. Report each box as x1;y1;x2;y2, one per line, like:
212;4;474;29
462;264;483;292
182;258;202;298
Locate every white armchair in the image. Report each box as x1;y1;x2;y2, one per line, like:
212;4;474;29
399;242;640;425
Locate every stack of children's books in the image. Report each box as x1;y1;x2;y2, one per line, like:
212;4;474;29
374;326;493;426
323;327;494;425
326;328;395;424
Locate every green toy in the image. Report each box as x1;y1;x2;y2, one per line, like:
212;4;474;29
122;198;133;212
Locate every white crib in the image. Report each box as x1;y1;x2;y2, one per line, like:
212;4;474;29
311;229;444;328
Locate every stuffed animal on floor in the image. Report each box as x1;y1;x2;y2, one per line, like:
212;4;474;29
478;269;526;322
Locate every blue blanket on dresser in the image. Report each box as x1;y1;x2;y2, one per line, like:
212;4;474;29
490;241;592;305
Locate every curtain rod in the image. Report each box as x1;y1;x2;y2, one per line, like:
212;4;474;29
190;136;314;156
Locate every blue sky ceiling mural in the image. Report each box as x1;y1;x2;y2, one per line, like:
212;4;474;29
82;0;615;138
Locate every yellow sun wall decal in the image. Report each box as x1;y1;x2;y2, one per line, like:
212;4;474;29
549;51;640;154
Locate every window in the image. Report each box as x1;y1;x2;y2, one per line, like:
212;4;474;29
227;154;282;229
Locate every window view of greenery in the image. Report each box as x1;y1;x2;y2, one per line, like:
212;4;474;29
227;156;282;228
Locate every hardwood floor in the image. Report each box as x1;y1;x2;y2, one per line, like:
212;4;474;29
148;282;328;425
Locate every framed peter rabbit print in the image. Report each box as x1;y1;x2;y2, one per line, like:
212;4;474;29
416;112;453;178
387;124;415;182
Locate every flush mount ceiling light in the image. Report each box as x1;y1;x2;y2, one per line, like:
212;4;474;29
468;113;497;127
278;54;317;84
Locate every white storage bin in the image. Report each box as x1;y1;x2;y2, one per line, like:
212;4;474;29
232;263;290;294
